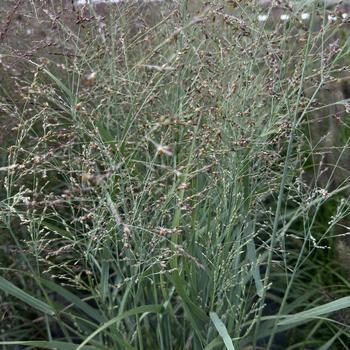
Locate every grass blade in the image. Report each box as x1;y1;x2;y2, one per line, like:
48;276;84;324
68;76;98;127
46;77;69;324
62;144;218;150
0;276;54;316
0;341;99;350
76;304;163;350
246;238;263;298
41;279;104;323
100;259;109;302
277;296;350;326
318;330;343;350
204;337;222;350
169;271;207;343
209;312;235;350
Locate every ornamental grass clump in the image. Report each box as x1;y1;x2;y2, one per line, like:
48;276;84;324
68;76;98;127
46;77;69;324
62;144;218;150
1;0;350;349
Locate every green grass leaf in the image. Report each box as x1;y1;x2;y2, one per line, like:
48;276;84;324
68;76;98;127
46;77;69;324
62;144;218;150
76;304;163;350
100;259;109;302
209;312;235;350
41;279;104;323
169;270;207;344
0;341;98;350
96;120;115;146
277;296;350;326
204;337;222;350
0;276;55;316
246;238;263;298
318;330;343;350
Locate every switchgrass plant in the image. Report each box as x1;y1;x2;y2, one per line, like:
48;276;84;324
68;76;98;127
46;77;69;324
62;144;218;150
1;0;350;349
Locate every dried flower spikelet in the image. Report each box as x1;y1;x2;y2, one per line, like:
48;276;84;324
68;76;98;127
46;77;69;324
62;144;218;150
159;227;174;236
81;173;104;186
123;224;131;235
345;103;350;113
81;173;94;184
229;82;237;95
318;188;329;199
227;0;242;9
178;182;189;190
156;144;173;156
39;57;50;65
85;71;97;86
159;227;167;236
